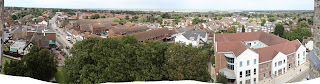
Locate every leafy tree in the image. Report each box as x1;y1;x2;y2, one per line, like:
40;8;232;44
101;15;106;18
4;46;57;81
91;14;100;19
64;36;212;83
112;18;126;25
297;21;309;29
85;16;89;19
138;17;147;23
163;43;211;81
10;15;18;20
274;23;285;37
161;12;171;19
130;16;139;22
289;21;294;25
216;72;228;84
125;16;130;20
242;25;245;32
261;19;266;26
249;19;253;23
157;17;163;25
268;17;276;22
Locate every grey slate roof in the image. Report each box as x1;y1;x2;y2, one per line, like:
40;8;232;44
182;31;206;41
307;50;320;70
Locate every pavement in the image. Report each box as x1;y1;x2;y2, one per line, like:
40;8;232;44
258;61;310;84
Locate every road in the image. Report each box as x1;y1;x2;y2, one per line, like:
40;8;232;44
288;68;310;83
50;14;73;48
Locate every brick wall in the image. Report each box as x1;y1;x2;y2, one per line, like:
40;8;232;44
259;62;272;80
215;52;227;74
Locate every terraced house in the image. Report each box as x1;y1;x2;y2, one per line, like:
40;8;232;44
214;31;307;84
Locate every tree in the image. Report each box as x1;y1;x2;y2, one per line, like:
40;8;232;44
163;43;212;81
268;17;276;22
4;46;57;81
249;19;253;23
274;23;285;37
261;19;266;26
216;72;228;84
161;12;171;19
138;17;147;23
297;21;309;29
157;17;163;25
10;15;18;20
112;18;126;25
64;36;212;83
85;16;89;19
125;16;130;20
101;15;106;18
91;14;100;19
130;16;139;22
242;25;245;32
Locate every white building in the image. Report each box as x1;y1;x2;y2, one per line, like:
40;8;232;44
214;31;307;84
174;31;208;47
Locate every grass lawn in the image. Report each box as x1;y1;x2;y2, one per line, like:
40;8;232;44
55;67;66;84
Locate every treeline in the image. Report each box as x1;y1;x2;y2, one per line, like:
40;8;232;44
10;10;46;20
64;36;212;83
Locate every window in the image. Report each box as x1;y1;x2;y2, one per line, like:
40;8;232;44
298;54;300;59
227;64;234;70
278;69;282;75
304;52;305;56
284;60;285;63
292;54;295;59
227;57;234;63
246;70;251;77
283;68;285;73
288;56;290;61
275;63;277;67
247;60;250;66
254;69;256;75
263;73;266;78
239;81;242;84
240;71;243;78
278;61;282;66
266;64;269;69
246;79;250;84
275;71;277;76
289;63;292;69
240;61;242;67
269;71;271;76
254;78;256;84
260;65;263;70
254;59;256;64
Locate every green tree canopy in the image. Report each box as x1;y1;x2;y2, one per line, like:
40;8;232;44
4;46;57;81
297;21;309;29
101;15;106;18
242;25;245;32
268;17;276;22
64;36;212;83
91;14;100;19
274;23;285;37
261;19;266;26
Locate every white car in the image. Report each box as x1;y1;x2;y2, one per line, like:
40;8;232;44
66;36;71;41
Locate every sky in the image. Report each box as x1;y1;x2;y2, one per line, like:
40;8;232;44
5;0;314;10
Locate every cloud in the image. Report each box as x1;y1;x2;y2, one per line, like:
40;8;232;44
4;0;314;10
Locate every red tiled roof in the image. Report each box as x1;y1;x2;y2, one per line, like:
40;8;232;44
216;41;250;56
254;40;301;62
215;31;288;46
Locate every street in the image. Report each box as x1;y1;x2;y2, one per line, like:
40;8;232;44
50;14;73;48
287;68;310;83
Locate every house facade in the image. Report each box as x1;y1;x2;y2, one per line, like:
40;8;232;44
174;31;208;46
214;31;306;84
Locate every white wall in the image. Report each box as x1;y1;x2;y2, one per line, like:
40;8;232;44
174;34;199;46
305;41;314;50
295;45;307;66
235;49;259;84
271;52;287;77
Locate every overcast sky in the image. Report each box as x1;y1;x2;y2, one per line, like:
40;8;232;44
5;0;314;10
